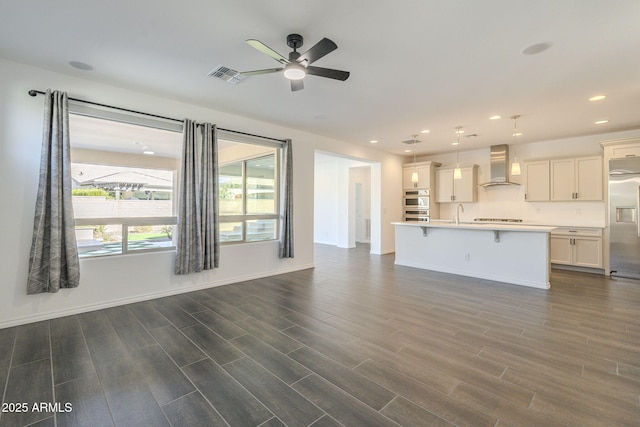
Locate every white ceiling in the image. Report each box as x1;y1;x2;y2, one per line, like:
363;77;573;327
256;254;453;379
2;1;639;157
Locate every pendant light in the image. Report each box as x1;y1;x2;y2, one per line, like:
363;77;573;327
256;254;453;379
410;134;419;186
454;126;462;180
510;115;521;176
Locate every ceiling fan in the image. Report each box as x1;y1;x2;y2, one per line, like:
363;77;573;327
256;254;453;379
241;34;350;92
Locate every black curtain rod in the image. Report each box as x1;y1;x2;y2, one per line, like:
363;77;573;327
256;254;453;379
28;90;287;143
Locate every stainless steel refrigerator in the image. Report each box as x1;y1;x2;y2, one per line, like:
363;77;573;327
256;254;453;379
609;157;640;278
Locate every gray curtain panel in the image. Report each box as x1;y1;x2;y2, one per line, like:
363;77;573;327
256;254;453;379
175;119;219;274
27;90;80;294
279;139;294;258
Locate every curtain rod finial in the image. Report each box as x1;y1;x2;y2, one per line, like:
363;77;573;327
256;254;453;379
28;90;38;97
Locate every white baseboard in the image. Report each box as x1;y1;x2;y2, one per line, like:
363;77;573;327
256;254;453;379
0;263;315;329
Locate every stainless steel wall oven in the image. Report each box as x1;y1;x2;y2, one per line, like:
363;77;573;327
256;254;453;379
403;189;431;221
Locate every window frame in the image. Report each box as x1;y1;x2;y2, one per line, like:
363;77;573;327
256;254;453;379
75;216;177;257
69;109;181;258
218;151;280;244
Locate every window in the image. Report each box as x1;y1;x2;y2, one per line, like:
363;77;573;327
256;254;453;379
69;109;281;257
69;113;182;257
218;139;279;243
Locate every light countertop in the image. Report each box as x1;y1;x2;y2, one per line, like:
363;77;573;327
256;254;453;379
430;219;605;229
392;221;557;233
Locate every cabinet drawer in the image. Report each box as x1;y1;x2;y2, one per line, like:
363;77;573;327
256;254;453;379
551;227;602;237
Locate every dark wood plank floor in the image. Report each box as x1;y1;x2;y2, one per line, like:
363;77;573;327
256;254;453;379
1;243;639;426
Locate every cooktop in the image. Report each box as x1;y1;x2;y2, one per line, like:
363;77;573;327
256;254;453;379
473;218;523;223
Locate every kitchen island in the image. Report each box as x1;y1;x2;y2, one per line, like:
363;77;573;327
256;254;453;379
393;222;556;289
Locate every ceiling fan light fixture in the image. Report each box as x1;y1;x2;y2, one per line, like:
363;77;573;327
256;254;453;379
284;64;306;80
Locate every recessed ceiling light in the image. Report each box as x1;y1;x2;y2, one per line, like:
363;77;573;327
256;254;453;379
513;132;523;137
369;140;378;144
595;120;609;125
143;150;155;155
69;60;94;71
589;95;606;102
521;42;552;56
455;129;464;135
489;115;501;120
451;142;459;146
404;149;412;153
421;130;430;134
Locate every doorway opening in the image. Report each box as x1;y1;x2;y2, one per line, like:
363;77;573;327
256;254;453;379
313;151;381;254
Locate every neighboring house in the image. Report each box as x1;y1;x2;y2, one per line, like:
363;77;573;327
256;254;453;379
71;163;173;200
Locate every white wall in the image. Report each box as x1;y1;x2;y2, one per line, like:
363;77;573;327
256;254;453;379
313;157;340;245
0;58;404;328
417;130;640;227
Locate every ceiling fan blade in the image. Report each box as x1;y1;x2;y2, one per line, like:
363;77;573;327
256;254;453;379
240;68;283;76
305;66;350;81
246;39;289;64
290;79;304;92
297;38;338;65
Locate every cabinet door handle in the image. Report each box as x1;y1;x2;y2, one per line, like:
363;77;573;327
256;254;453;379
525;193;528;200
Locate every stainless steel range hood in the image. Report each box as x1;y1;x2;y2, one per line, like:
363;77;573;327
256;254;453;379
479;144;520;187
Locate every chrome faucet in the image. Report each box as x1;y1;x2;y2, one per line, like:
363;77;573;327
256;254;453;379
455;203;464;225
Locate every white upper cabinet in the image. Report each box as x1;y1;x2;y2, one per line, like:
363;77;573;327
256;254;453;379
574;156;603;201
550;156;602;201
524;160;550;201
436;165;478;203
550;158;575;201
403;162;440;189
436;168;455;203
610;141;640;159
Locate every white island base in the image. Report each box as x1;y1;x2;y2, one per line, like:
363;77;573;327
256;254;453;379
393;222;555;289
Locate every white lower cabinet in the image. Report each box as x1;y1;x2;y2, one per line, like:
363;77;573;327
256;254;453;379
550;228;603;269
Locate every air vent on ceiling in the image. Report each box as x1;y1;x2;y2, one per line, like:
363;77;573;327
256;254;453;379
207;65;246;84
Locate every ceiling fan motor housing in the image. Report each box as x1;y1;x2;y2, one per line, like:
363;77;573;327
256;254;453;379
287;34;304;50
